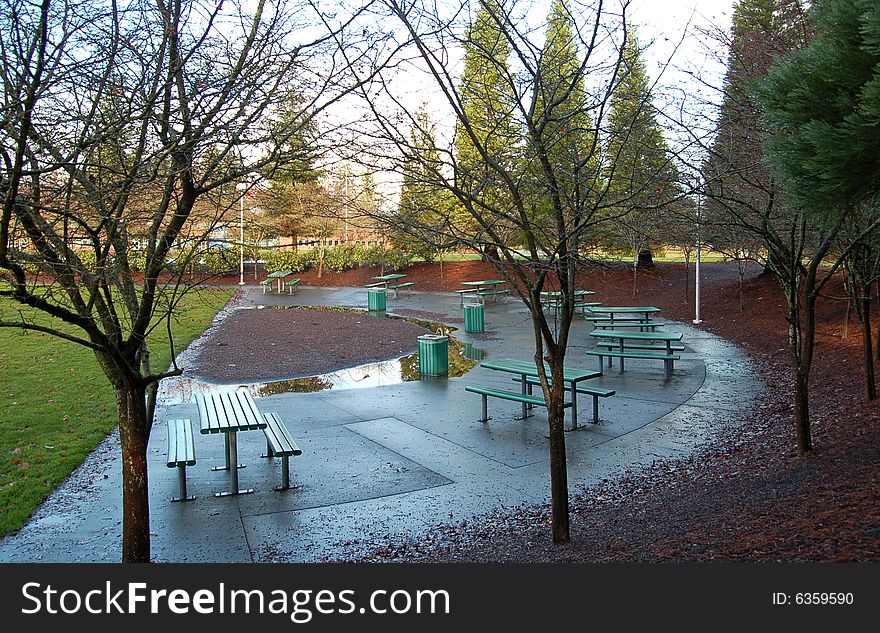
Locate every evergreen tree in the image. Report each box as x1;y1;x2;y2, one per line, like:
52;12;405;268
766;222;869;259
394;110;455;259
602;34;679;279
453;0;520;257
756;0;880;423
528;0;601;248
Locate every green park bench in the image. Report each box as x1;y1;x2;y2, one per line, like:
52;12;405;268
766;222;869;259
166;419;196;502
261;413;302;491
464;385;572;423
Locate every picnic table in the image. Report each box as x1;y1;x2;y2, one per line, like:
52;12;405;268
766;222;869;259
540;290;598;317
457;280;508;305
196;390;267;496
588;329;683;378
479;358;601;429
368;273;413;297
265;269;294;293
585;305;661;326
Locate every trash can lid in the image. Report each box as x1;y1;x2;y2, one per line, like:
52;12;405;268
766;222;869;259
418;333;448;341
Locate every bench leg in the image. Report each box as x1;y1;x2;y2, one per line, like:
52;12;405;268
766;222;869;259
570;386;578;430
262;439;275;459
275;455;291;491
665;359;673;379
596;355;604;375
592;396;600;424
171;465;194;502
480;394;489;423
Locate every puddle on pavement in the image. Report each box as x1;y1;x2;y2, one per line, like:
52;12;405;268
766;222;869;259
160;306;485;404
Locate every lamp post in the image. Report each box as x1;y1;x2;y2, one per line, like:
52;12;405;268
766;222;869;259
236;182;247;286
693;190;703;325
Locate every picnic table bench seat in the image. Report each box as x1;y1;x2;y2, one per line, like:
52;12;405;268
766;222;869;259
285;278;301;294
261;412;302;491
465;385;572;423
166;418;196;502
364;281;386;288
584;315;653;323
591;320;665;329
587;349;680;377
259;279;273;294
477;289;511;301
388;281;415;297
596;340;685;352
518;377;615;423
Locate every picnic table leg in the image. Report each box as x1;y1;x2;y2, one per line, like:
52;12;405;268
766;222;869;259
665;341;673;378
569;383;578;430
480;394;489;423
592;396;600;424
619;339;625;373
216;432;254;497
518;375;528;419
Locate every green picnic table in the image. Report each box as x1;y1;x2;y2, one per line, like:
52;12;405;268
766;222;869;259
265;269;294;293
479;358;601;429
589;329;683;378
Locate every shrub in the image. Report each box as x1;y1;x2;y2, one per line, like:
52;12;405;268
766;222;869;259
262;249;313;274
381;248;414;271
200;249;237;274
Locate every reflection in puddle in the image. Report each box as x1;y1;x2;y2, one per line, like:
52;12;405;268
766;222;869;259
161;341;485;404
157;303;485;404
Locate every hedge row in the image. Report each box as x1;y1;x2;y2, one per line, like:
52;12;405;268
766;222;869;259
262;244;414;274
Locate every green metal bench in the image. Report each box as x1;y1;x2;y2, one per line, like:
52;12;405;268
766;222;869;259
388;281;415;297
465;385;572;423
587;349;680;378
477;289;511;302
596;340;685;352
259;279;273;294
261;413;302;490
364;281;386;288
518;377;615;423
285;278;301;294
591;320;665;330
166;419;196;502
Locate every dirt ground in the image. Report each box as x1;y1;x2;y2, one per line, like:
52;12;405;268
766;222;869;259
215;259;879;562
187;307;431;383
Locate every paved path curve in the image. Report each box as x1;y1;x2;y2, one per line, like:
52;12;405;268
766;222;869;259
0;287;761;562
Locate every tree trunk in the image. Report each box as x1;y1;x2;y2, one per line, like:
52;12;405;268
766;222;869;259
116;382;152;562
545;359;569;544
631;260;638;297
790;292;817;455
684;252;690;304
793;365;812;455
860;293;876;400
482;245;499;263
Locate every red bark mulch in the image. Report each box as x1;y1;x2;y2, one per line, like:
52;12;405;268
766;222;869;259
282;259;879;563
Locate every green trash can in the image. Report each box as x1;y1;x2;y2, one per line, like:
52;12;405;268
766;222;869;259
463;302;485;333
367;287;386;311
418;334;448;376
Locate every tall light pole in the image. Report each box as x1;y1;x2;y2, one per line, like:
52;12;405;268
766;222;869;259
693;189;703;325
236;182;247;286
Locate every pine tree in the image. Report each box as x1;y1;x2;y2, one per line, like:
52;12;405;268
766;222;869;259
395;113;446;258
453;0;520;256
528;0;601;242
602;34;679;279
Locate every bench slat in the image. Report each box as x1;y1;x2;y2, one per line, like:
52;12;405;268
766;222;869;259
519;377;615;398
465;386;572;408
587;350;680;361
596;341;685;352
264;413;302;456
166;419;196;467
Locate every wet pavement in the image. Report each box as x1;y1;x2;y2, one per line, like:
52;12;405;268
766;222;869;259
0;285;762;562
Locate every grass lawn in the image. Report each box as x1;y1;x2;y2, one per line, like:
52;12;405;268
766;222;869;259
0;287;233;537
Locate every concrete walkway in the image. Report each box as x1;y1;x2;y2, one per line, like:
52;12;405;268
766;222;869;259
0;286;761;562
